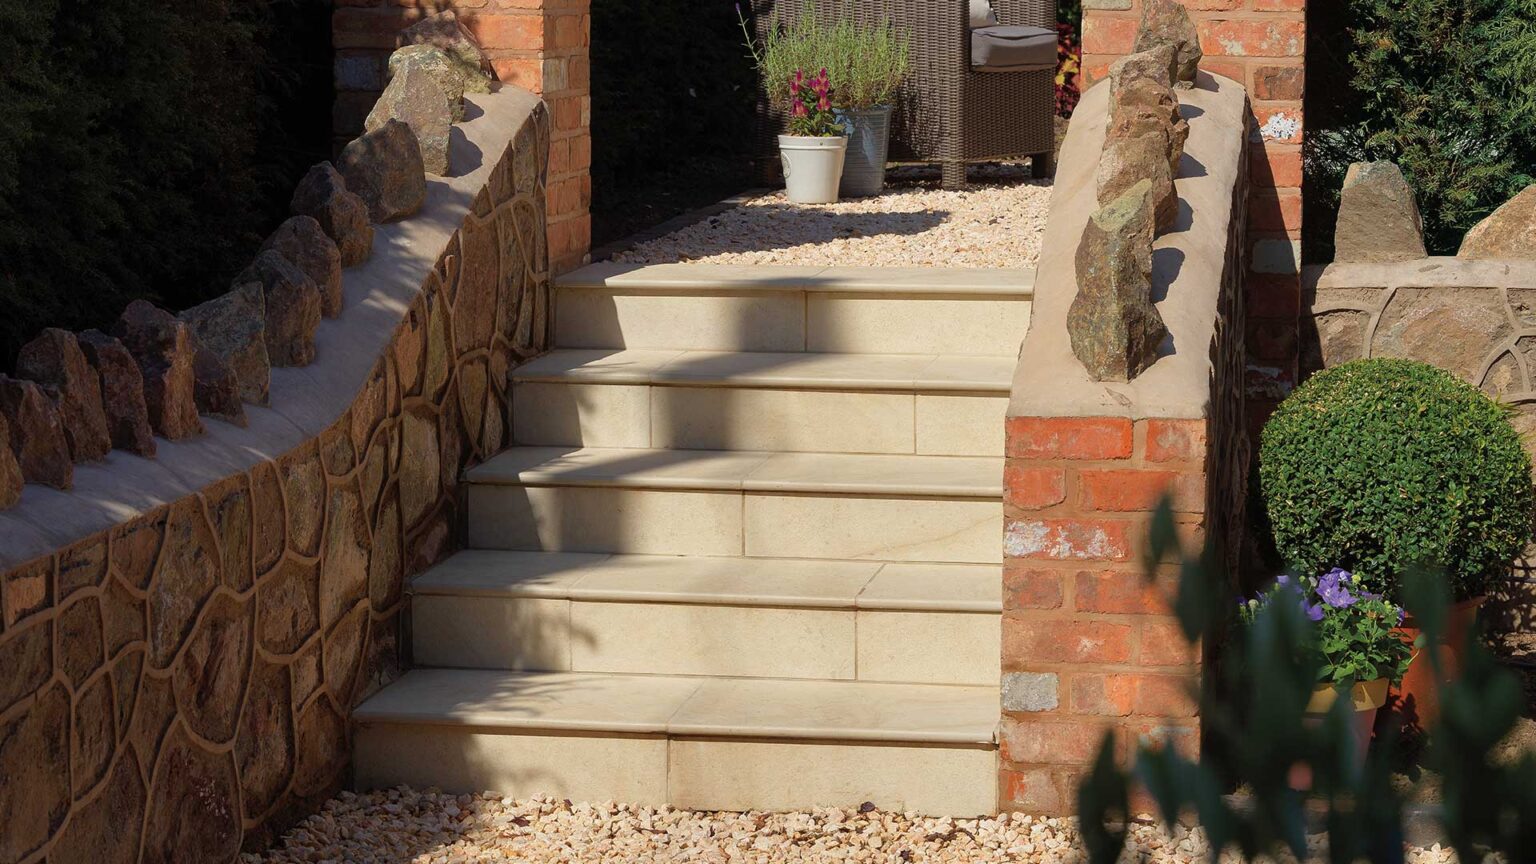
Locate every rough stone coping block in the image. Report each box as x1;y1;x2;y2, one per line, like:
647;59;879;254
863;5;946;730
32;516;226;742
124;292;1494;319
513;349;1015;393
0;84;544;572
558;262;1037;297
410;550;1003;612
1310;257;1536;296
1009;71;1249;421
353;668;1000;745
465;446;1005;498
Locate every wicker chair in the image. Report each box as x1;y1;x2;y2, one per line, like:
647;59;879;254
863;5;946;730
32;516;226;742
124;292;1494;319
752;0;1058;189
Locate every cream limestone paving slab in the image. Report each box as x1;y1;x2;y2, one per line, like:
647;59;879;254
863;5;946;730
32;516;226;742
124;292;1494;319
570;601;856;679
556;261;827;292
512;382;653;448
0;85;544;571
412;595;573;670
411;549;610;597
650;387;915;454
468;446;771;490
743;452;1003;497
859;563;1003;612
354;725;671;805
650;351;938;390
914;355;1017;392
856;609;1001;686
562;555;879;607
745;494;1002;563
666;677;998;743
468;485;744;556
916;394;1009;456
553;289;806;352
811;266;1035;296
808;293;1031;357
666;738;997;815
352;669;703;732
512;349;684;384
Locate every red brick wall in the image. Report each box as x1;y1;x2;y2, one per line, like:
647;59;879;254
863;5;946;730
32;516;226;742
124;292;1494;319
334;1;592;274
1081;0;1304;423
999;417;1205;813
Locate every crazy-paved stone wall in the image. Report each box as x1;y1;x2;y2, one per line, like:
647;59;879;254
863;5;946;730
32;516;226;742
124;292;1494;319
0;88;550;864
999;69;1251;814
1081;0;1303;428
334;2;591;275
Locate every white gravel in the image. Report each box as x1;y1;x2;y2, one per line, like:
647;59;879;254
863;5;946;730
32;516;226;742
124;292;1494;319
612;165;1052;269
245;787;1458;864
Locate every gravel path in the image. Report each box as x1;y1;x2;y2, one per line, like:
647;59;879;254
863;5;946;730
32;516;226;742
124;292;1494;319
245;788;1457;864
612;165;1052;270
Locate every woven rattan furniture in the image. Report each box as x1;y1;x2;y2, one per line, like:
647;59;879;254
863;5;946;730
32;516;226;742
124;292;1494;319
752;0;1057;189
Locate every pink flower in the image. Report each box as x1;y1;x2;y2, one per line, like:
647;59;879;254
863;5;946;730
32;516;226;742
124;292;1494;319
792;101;808;118
817;95;830;111
791;70;802;96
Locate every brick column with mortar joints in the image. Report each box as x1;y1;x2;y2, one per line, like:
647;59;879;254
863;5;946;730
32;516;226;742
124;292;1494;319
334;0;592;274
999;416;1204;813
1080;0;1304;431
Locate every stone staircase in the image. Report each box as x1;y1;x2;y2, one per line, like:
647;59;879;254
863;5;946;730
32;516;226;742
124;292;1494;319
353;262;1034;815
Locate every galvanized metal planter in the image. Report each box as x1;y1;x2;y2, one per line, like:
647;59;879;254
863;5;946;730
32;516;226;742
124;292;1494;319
836;105;894;198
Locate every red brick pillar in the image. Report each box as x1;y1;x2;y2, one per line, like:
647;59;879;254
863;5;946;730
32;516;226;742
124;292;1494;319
333;1;592;275
1080;0;1304;426
999;417;1204;813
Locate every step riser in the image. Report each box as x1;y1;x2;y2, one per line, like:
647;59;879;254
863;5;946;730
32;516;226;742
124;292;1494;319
412;594;1001;684
466;485;1002;563
511;382;1007;456
554;288;1030;356
354;724;997;816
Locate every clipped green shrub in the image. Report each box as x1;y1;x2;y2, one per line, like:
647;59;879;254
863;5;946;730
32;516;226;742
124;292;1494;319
1259;358;1534;601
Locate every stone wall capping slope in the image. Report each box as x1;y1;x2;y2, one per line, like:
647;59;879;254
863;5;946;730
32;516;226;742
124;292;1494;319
0;84;546;568
1012;70;1249;419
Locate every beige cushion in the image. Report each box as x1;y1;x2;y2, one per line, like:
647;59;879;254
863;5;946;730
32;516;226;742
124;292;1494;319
971;25;1057;72
970;0;999;27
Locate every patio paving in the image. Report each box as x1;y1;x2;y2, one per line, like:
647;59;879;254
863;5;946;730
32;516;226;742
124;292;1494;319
611;164;1052;270
244;788;1457;863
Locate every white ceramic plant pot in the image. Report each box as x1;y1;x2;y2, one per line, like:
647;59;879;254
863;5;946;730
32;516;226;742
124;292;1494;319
779;135;848;204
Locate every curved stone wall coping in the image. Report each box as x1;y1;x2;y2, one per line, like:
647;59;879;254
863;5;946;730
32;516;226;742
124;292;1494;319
0;86;544;572
1312;258;1536;296
1008;72;1249;421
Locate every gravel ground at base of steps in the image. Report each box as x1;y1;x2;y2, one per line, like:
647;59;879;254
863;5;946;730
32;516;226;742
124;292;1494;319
244;787;1457;864
610;164;1052;270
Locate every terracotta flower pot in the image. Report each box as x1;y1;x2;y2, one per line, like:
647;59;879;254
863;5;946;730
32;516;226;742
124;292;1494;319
1381;596;1484;738
1290;677;1390;790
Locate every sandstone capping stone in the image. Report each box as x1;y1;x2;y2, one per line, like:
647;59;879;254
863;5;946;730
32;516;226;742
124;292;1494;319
389;44;470;122
1334;161;1428;263
1459;184;1536;260
1134;0;1201;87
291;163;374;267
1068;179;1169;382
341;119;430;221
179;283;271;405
0;375;75;489
239;251;322;368
260;215;344;318
365;69;452;178
77;330;157;457
112;300;205;440
16;328;112;463
0;414;22;508
397;9;492;84
189;343;248;427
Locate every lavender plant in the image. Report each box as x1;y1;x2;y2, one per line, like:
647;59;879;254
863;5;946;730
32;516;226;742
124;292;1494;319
1240;569;1414;688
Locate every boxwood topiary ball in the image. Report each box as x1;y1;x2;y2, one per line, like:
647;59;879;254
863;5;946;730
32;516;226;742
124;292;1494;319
1259;357;1533;601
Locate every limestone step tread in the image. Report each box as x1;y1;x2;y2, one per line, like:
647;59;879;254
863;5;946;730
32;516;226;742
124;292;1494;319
513;349;1014;393
411;550;1002;612
353;669;999;744
556;262;1035;297
467;447;1004;498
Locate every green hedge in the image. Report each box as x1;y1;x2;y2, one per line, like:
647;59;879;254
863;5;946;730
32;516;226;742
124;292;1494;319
0;0;331;368
1259;358;1533;601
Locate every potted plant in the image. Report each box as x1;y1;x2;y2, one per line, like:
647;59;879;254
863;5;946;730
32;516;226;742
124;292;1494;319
740;1;910;198
770;68;847;204
1241;568;1414;786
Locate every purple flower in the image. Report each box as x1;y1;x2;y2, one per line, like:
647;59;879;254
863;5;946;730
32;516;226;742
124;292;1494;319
1318;568;1357;608
1305;603;1325;622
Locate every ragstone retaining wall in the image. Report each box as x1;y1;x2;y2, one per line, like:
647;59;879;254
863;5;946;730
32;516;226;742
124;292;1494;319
999;71;1251;813
0;86;549;864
